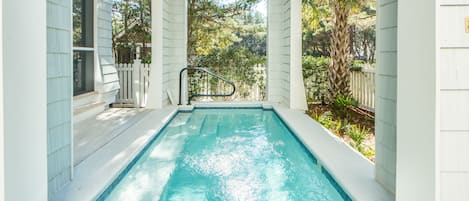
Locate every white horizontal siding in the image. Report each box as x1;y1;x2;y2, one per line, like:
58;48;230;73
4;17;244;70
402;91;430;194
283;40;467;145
162;0;186;105
375;0;397;194
46;0;72;198
439;1;469;201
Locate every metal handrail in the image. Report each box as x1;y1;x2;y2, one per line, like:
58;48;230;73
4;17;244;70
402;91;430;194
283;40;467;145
178;67;236;105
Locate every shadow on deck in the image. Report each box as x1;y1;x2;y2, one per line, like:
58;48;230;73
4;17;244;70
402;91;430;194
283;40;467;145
73;108;151;166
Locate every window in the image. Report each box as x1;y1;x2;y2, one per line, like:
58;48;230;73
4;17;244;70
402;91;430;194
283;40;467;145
73;0;94;96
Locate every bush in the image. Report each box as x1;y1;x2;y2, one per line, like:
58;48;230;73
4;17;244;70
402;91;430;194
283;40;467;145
302;56;330;103
350;60;364;71
345;125;370;149
332;94;358;121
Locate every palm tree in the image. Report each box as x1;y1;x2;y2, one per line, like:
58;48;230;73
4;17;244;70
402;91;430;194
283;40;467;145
328;0;364;101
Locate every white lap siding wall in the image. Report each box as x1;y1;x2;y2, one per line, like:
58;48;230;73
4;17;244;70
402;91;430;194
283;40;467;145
47;0;73;198
439;1;469;200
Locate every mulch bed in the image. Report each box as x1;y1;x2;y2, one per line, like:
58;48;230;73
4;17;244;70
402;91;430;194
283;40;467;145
306;103;375;135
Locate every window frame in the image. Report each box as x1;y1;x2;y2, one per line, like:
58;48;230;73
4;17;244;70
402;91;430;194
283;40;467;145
72;0;96;96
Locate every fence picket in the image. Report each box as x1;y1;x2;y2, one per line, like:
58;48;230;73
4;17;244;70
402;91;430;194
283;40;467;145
114;60;151;107
350;67;375;111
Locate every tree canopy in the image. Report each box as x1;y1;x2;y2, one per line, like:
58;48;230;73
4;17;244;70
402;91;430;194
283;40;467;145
302;0;375;62
188;0;267;100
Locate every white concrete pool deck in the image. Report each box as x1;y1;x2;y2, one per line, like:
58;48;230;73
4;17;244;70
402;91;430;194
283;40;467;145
52;103;394;201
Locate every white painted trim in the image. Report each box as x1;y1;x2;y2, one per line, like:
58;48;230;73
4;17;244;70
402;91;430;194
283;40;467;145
70;0;75;180
93;0;104;94
147;0;163;109
0;1;4;199
396;0;440;200
73;47;94;51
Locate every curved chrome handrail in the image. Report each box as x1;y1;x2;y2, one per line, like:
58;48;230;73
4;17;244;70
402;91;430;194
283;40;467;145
178;67;236;105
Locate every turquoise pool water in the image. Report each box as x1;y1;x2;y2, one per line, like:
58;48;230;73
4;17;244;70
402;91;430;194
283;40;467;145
98;108;350;201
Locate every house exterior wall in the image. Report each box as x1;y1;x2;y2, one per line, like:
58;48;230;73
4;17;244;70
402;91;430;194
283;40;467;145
3;0;48;200
96;0;120;104
46;0;73;198
439;1;469;200
375;0;397;194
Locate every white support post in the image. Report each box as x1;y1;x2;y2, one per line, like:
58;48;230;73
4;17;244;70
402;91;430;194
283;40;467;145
147;0;163;108
268;0;307;110
3;0;48;200
396;0;439;200
289;0;307;111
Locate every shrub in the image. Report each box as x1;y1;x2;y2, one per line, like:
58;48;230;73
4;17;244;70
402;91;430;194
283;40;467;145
345;125;370;149
332;94;358;120
302;56;330;103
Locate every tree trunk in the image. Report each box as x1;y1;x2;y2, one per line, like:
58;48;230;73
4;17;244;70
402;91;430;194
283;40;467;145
329;1;351;101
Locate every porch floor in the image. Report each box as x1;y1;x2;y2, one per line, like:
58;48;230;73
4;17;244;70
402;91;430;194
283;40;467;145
74;108;152;166
54;106;178;201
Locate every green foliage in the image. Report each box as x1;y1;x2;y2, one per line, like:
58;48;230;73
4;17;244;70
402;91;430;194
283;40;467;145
112;0;152;63
188;0;267;101
350;60;365;71
302;0;376;61
345;125;369;148
345;124;373;157
332;94;358;121
187;0;263;60
302;0;332;56
315;112;343;136
302;56;330;103
312;108;374;159
333;94;358;108
112;0;151;41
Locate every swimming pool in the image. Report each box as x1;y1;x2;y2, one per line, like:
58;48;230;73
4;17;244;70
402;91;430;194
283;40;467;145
97;108;352;201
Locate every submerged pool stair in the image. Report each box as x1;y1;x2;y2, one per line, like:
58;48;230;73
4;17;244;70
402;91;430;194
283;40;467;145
200;115;219;136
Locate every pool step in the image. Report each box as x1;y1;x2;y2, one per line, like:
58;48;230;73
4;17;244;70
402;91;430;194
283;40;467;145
200;115;219;136
184;113;207;134
167;112;191;128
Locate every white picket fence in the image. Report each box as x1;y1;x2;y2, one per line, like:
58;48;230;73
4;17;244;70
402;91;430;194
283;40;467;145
114;61;374;110
115;60;151;107
350;67;375;111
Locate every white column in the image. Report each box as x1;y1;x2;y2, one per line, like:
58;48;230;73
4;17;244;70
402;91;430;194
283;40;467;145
289;0;307;111
396;0;439;200
3;0;48;200
268;0;307;110
147;0;164;108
